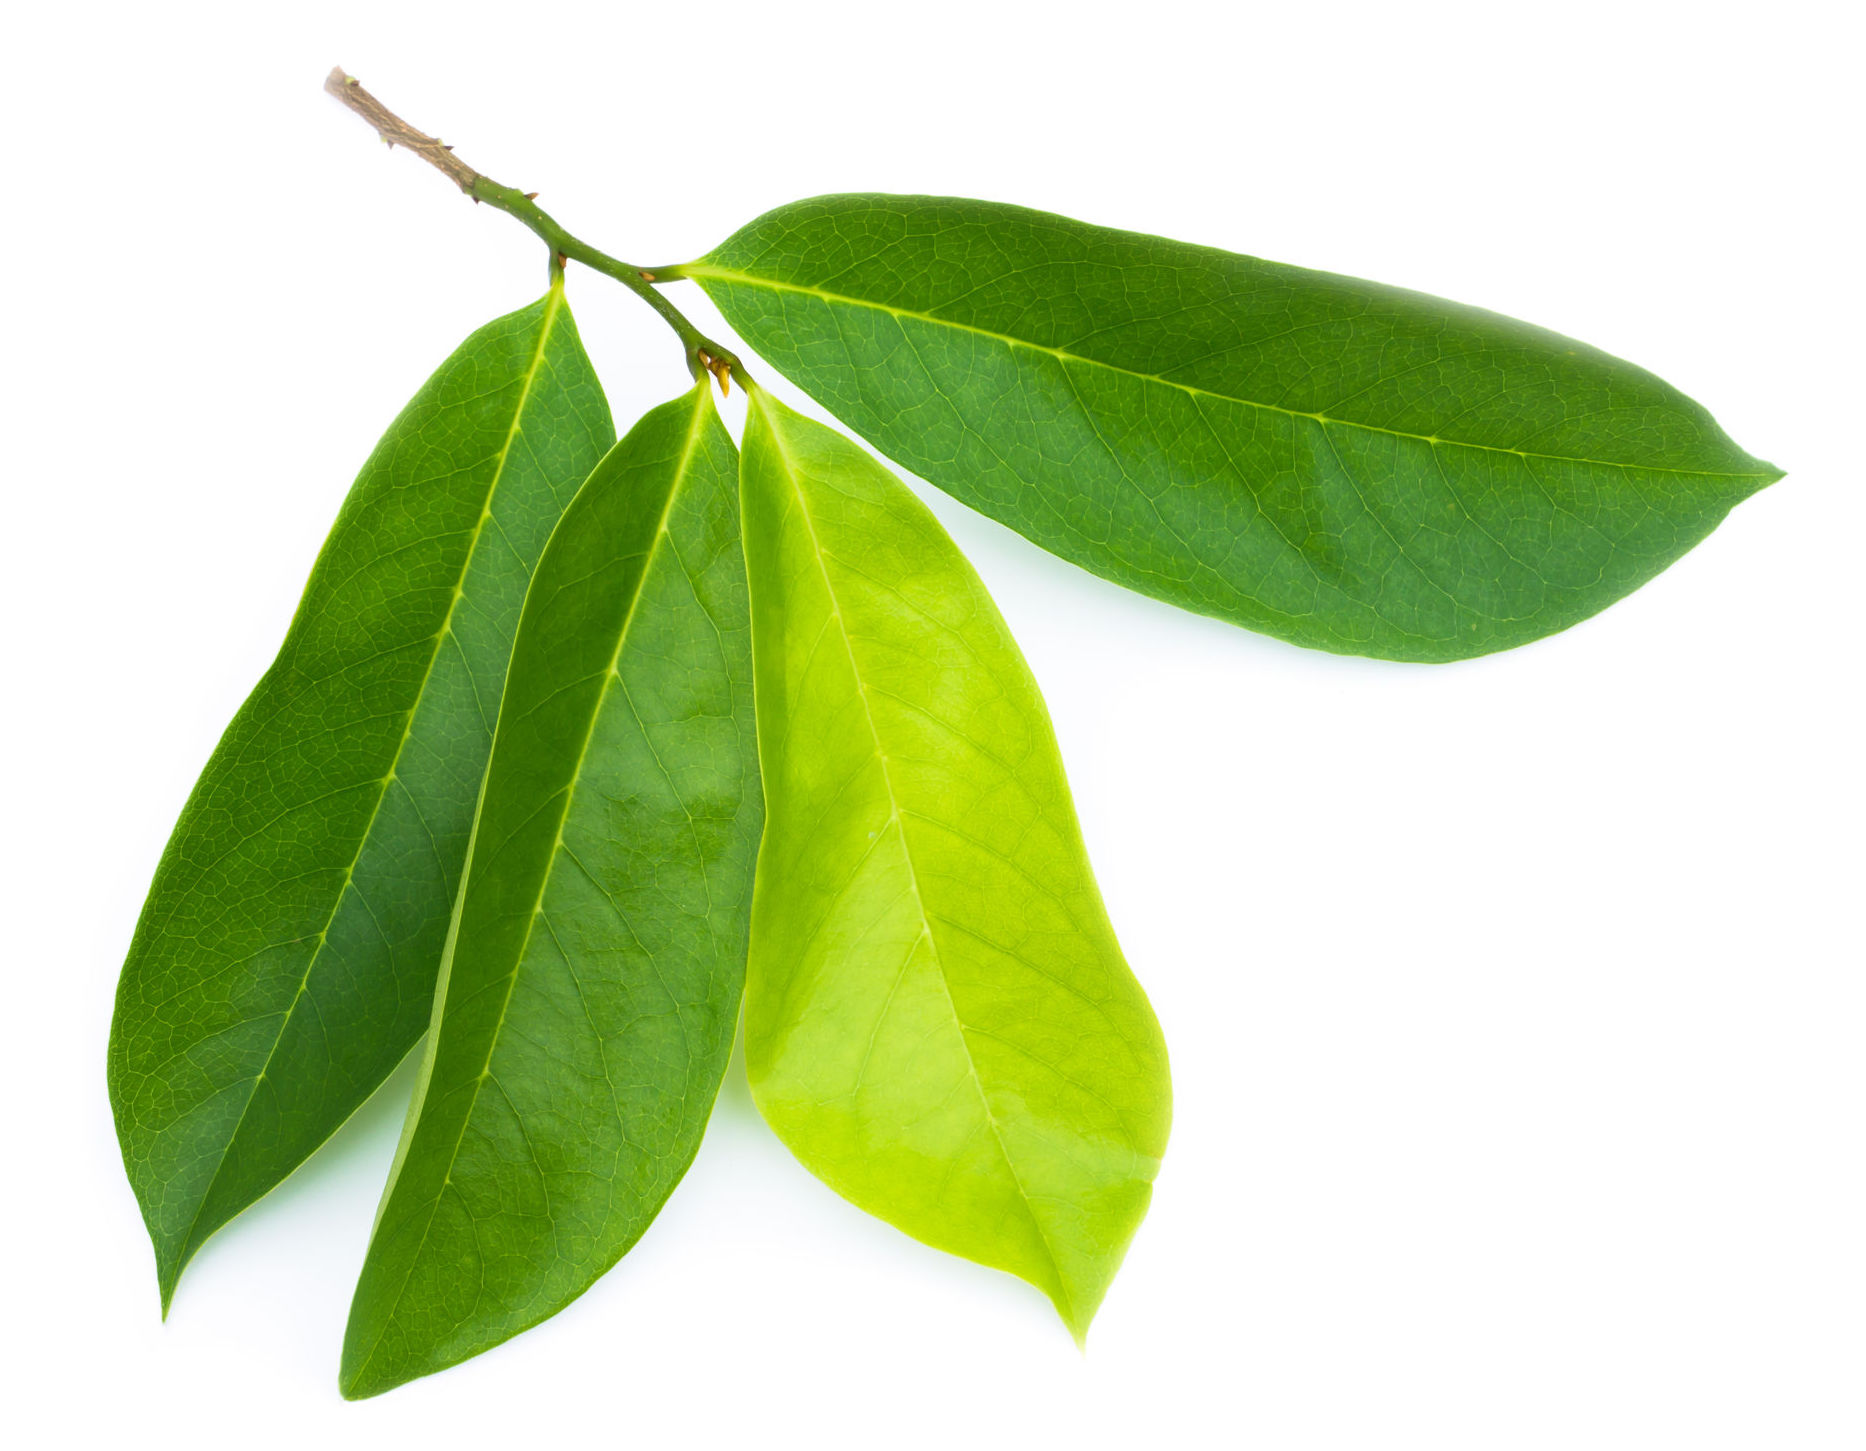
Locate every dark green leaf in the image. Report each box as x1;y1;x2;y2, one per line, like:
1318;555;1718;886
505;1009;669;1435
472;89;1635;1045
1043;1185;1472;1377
689;195;1781;662
738;389;1170;1342
108;284;613;1310
340;383;759;1399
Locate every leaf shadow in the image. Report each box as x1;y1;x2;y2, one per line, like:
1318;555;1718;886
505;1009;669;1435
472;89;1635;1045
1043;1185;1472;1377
710;1010;761;1127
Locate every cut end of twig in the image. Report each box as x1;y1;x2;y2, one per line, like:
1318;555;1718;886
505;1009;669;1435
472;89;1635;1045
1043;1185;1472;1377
323;64;483;194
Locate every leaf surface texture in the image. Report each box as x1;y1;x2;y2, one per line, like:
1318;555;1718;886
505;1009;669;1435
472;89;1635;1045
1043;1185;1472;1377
693;195;1781;661
107;286;613;1307
341;384;760;1399
739;391;1170;1340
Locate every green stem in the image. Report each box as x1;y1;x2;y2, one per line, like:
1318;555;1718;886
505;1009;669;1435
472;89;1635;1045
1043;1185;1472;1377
322;67;746;391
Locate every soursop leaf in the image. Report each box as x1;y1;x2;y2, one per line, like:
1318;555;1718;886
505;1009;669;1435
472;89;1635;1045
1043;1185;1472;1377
686;195;1781;662
738;388;1170;1341
341;383;759;1399
108;281;613;1310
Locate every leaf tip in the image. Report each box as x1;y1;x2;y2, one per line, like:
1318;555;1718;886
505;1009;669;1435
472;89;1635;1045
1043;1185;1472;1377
337;1345;393;1402
1051;1286;1098;1350
156;1255;182;1321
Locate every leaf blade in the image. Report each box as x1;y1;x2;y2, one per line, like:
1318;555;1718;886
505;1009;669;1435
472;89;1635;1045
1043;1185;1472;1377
340;383;760;1399
739;390;1170;1339
694;195;1780;661
107;284;613;1309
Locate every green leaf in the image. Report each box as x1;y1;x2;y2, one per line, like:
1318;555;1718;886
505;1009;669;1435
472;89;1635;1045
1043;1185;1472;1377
689;195;1782;662
108;283;613;1311
340;383;760;1400
738;389;1170;1342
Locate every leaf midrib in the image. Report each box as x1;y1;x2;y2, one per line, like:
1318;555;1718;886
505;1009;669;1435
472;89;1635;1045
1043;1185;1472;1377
752;395;1077;1324
167;287;568;1294
345;389;711;1390
694;265;1777;483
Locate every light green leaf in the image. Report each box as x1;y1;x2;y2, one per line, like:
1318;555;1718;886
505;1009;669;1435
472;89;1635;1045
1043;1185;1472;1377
688;195;1782;662
738;388;1170;1341
107;283;613;1311
340;383;760;1399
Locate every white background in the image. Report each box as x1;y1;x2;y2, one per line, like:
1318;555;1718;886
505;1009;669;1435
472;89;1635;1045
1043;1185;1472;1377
3;2;1859;1445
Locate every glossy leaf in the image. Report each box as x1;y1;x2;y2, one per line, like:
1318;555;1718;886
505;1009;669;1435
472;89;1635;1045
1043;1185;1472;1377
738;389;1170;1341
688;195;1783;662
108;283;613;1310
340;384;760;1399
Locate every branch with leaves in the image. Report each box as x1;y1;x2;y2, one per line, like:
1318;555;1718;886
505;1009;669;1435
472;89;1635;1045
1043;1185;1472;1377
107;65;1782;1400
